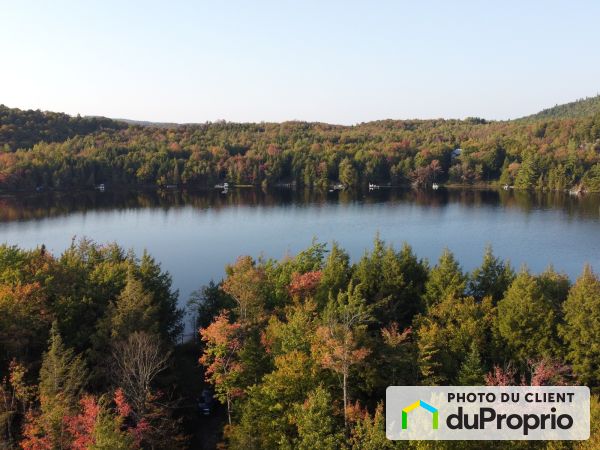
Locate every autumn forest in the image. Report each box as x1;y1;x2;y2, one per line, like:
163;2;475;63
1;98;600;193
1;98;600;449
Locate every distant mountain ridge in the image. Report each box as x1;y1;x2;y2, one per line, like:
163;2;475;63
520;95;600;121
110;118;180;128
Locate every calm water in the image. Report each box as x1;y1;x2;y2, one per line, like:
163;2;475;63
1;188;600;320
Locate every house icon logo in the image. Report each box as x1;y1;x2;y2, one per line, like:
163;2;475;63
402;400;439;430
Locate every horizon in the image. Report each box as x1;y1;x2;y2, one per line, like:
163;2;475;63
3;94;599;126
2;1;600;124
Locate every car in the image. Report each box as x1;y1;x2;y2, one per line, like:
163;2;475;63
198;389;215;415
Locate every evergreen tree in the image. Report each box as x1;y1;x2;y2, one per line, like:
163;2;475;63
39;323;87;410
560;265;600;386
498;157;511;185
497;270;560;362
24;323;87;448
457;343;486;385
316;242;351;307
537;266;571;313
423;248;466;308
417;323;445;385
339;158;358;187
468;246;515;302
110;273;160;341
137;251;183;342
353;235;386;301
514;155;539;189
90;407;136;450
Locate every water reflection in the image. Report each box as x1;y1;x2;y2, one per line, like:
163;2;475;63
1;187;599;223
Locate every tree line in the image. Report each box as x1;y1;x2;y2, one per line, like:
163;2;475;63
1;105;600;192
1;238;599;448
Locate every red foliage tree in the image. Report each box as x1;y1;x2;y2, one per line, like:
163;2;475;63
289;271;322;299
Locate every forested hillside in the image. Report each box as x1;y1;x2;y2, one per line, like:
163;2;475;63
522;95;600;121
0;105;126;152
1;238;599;448
1;101;600;193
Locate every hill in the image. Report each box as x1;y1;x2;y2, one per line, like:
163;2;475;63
521;95;600;120
0;105;126;151
110;117;180;128
1;98;600;193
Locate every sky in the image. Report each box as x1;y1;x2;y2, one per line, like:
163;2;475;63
1;0;599;124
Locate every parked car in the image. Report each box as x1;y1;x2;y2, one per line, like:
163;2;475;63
198;389;215;415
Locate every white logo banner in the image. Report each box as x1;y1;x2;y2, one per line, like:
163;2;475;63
386;386;590;440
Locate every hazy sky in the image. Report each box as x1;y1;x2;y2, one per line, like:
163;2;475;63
1;0;599;124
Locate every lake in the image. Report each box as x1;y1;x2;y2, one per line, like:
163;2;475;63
1;187;600;329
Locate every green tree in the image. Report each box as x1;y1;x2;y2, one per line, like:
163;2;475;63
222;256;268;323
417;295;494;383
423;248;466;308
26;323;87;448
354;237;427;327
537;266;570;313
90;406;136;450
173;159;181;185
312;283;373;429
417;323;446;385
110;273;160;340
339;158;358;187
457;343;486;385
294;387;342;450
228;351;319;450
468;246;515;302
560;265;600;385
316;242;351;307
497;270;560;362
349;404;394;450
514;155;539;189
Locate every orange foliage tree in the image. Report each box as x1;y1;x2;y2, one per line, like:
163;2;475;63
199;311;244;425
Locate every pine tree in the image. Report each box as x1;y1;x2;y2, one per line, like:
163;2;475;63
339;158;358;187
537;266;570;313
22;323;87;448
457;343;486;385
498;157;511;185
90;407;136;450
497;270;560;362
417;323;445;385
424;248;466;308
353;235;386;300
110;273;160;341
316;242;351;307
560;265;600;385
514;155;539;189
468;245;515;302
39;323;87;409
